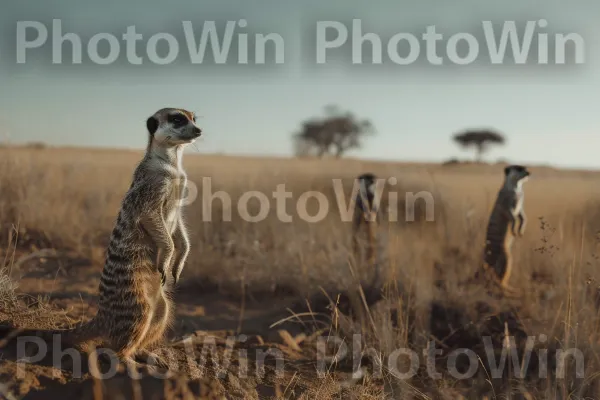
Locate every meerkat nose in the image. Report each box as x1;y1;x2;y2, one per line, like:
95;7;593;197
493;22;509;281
193;126;202;136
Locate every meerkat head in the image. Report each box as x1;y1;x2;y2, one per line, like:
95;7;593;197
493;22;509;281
146;108;202;147
504;165;530;188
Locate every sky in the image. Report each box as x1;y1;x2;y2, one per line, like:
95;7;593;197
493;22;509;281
1;0;599;169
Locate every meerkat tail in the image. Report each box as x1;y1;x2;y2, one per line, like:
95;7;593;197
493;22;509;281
0;318;100;349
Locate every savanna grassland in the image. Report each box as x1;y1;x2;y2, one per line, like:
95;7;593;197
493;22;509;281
2;145;600;399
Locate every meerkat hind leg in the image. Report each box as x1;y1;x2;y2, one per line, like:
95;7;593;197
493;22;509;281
122;355;168;378
113;300;155;362
134;349;171;371
133;297;176;373
499;254;521;297
138;293;172;351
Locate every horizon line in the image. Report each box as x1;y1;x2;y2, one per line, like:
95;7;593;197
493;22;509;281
2;142;598;173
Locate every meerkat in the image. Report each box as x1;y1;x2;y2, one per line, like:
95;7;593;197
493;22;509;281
480;165;530;294
0;108;201;367
351;173;381;266
346;173;385;326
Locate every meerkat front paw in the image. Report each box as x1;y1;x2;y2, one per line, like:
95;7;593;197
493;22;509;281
157;248;174;286
171;261;186;285
512;225;520;236
157;264;168;286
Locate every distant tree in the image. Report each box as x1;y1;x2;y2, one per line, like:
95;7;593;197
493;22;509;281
293;105;375;158
452;129;506;162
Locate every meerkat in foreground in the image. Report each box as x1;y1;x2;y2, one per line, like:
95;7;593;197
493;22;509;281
1;108;201;366
480;165;530;293
352;173;381;266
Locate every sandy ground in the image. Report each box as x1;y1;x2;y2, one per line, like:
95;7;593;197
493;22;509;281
0;246;363;400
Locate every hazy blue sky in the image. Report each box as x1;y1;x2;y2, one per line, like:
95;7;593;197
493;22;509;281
1;0;599;168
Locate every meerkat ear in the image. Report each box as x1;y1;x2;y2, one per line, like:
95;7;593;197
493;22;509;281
504;166;511;176
146;116;159;135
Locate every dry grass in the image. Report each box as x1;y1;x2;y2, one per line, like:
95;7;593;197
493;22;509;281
2;146;600;398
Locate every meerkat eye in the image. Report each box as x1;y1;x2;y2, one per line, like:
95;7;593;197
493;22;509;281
169;114;187;125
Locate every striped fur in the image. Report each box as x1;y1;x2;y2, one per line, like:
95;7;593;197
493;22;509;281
1;108;201;364
352;173;381;266
482;165;530;290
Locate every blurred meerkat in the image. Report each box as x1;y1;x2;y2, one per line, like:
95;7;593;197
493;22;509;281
1;108;201;368
480;165;530;294
352;173;381;266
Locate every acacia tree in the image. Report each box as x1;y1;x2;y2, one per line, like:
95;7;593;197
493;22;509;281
293;105;375;158
452;129;506;162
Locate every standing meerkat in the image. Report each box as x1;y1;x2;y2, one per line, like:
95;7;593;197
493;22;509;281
480;165;530;293
352;173;381;266
1;108;201;366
